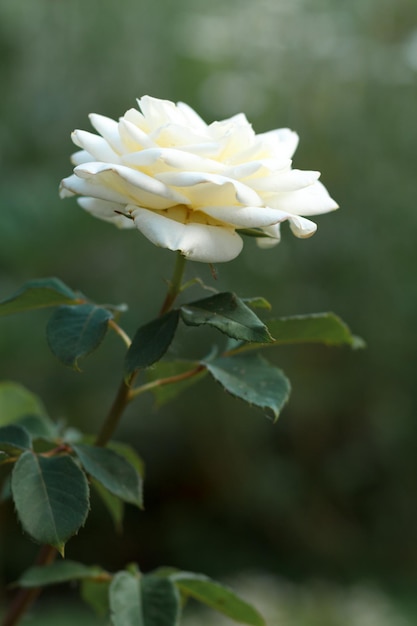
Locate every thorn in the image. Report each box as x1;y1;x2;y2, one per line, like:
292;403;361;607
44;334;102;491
209;264;218;280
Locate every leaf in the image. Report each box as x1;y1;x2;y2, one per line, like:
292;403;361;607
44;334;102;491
0;382;47;426
110;571;142;626
245;313;364;351
242;297;272;311
11;451;90;554
141;575;181;626
0;278;79;316
17;560;103;587
146;360;206;407
81;578;111;617
73;444;142;508
92;479;124;531
15;414;57;440
110;571;181;626
205;353;291;422
47;304;113;370
171;572;265;626
125;311;180;379
0;424;31;456
107;442;145;478
181;292;272;343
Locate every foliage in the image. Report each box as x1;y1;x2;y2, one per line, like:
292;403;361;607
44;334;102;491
0;271;360;624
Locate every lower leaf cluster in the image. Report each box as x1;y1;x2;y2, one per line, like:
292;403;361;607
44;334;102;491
16;561;266;626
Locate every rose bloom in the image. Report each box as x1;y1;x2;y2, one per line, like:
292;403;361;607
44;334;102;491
60;96;338;263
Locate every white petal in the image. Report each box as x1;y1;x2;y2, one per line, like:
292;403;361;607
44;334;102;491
151;123;212;147
288;215;317;238
59;174;133;204
138;95;182;128
178;142;222;158
257;128;299;159
71;150;92;166
123;147;224;174
268;181;339;216
250;170;320;193
177;101;209;132
130;207;243;263
156;172;263;208
123;107;147;129
201;205;293;228
77;197;135;228
74;162;190;209
71;130;120;163
88;114;124;154
257;223;281;248
118;119;156;151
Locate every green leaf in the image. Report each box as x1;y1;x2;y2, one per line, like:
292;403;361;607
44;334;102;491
262;313;363;349
0;278;79;315
146;360;206;407
110;571;181;626
109;571;142;626
47;304;113;370
0;424;31;456
242;297;272;311
17;560;103;587
73;444;143;508
181;292;272;343
171;572;265;626
125;311;180;379
141;575;181;626
15;414;57;440
92;478;124;531
107;442;145;478
205;353;291;422
0;382;48;426
11;451;90;554
81;578;111;617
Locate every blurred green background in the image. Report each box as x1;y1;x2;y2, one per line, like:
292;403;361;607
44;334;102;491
1;0;417;622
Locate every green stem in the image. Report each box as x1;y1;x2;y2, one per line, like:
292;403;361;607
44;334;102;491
95;251;187;446
129;364;204;400
158;252;187;316
94;377;132;447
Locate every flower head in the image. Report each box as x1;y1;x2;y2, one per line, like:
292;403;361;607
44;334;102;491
60;96;338;263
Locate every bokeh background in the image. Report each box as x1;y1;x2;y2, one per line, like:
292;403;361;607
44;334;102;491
1;0;417;623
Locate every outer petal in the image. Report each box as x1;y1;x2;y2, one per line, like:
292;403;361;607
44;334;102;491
257;223;281;248
257;128;299;159
71;150;93;166
200;205;293;228
71;130;121;163
74;162;191;209
88;114;124;154
288;215;317;238
268;181;339;216
250;170;320;193
77;197;135;229
59;174;132;204
130;207;243;262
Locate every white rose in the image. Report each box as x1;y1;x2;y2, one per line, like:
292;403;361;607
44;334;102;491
60;96;338;263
